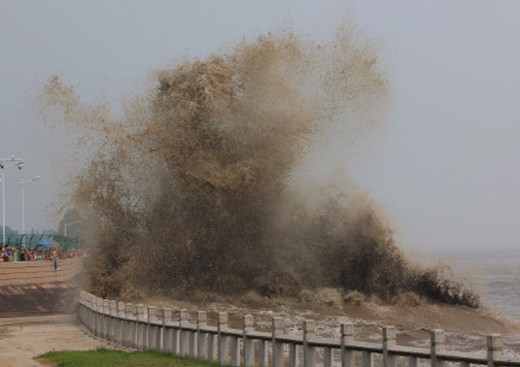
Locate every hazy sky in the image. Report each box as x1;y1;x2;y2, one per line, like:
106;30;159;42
1;0;519;254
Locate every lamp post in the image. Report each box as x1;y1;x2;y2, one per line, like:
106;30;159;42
64;220;82;237
0;156;24;246
18;176;41;245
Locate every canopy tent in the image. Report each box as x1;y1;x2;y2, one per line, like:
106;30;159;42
36;239;53;246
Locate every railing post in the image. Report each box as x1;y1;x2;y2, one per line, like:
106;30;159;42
431;329;445;367
341;323;354;367
148;306;161;350
197;311;208;360
117;301;125;345
179;309;190;357
84;293;91;330
272;317;284;367
207;325;216;362
79;292;86;327
90;294;96;332
95;297;103;337
91;294;97;332
218;312;229;365
103;299;110;339
125;303;135;348
92;296;98;335
363;351;374;367
162;308;172;353
189;315;197;358
97;297;104;337
324;346;332;367
230;332;239;367
487;334;503;367
383;326;396;367
82;292;89;328
77;291;85;323
88;293;94;329
136;304;145;349
109;300;117;341
77;291;83;323
147;306;153;349
304;320;316;367
93;297;99;336
172;310;179;355
289;341;297;367
258;332;267;367
78;291;85;324
243;314;254;367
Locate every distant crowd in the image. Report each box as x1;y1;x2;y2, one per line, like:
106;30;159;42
0;244;82;263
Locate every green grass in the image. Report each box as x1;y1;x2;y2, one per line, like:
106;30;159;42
37;348;229;367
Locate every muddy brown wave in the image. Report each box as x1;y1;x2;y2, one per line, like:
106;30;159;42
38;26;479;308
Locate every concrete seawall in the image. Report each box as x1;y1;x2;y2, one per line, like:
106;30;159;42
0;258;84;317
0;257;83;285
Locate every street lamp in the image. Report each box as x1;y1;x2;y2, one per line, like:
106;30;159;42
0;156;24;246
18;176;41;245
64;220;82;237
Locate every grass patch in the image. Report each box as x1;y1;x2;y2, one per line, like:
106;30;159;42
37;348;228;367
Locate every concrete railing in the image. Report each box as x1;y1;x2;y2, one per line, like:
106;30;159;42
78;291;520;367
0;257;83;285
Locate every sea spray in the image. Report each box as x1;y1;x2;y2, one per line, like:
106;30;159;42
38;26;479;307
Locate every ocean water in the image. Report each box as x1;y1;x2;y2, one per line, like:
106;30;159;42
444;249;520;321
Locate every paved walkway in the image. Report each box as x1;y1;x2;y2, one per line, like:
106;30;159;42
0;314;112;367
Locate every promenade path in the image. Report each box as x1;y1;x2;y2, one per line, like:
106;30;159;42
0;258;113;367
0;314;110;367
